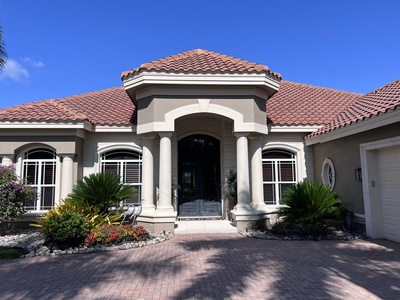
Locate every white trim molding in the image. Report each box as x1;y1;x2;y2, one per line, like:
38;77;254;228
137;102;268;135
360;135;400;238
123;71;281;94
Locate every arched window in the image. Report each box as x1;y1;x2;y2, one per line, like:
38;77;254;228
23;148;57;211
100;150;142;205
262;149;297;205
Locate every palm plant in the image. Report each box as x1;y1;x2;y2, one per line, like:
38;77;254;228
277;181;341;225
68;172;136;215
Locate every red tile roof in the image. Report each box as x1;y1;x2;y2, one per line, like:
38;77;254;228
121;49;282;80
0;87;136;125
308;78;400;137
0;80;360;128
267;81;362;126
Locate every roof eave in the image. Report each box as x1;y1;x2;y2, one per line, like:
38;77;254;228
0;120;94;131
122;71;281;104
305;108;400;146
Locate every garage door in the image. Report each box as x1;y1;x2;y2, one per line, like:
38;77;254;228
378;146;400;242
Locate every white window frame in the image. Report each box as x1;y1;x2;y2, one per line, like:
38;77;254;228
321;158;335;189
100;150;142;207
262;149;297;205
22;148;57;212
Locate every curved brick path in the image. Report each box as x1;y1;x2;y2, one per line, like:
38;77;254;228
1;234;399;299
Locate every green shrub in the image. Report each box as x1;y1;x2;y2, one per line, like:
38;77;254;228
85;224;150;247
270;220;333;239
277;181;341;225
0;248;24;259
35;211;89;246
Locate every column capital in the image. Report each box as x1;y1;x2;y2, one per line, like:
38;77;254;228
234;132;249;139
59;154;75;161
158;132;173;138
1;155;14;166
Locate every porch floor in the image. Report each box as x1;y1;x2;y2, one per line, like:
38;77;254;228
174;219;237;234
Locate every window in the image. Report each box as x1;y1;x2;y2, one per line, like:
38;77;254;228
321;158;335;188
23;148;56;211
262;149;297;205
100;150;142;205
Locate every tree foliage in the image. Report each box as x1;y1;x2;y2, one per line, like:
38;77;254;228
0;165;37;235
277;181;341;225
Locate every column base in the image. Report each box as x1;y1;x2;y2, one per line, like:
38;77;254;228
231;207;269;232
137;209;177;233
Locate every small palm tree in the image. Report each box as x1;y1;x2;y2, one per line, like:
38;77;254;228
277;181;341;225
68;172;136;215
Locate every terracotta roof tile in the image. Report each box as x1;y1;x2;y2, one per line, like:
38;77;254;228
121;49;282;80
308;79;400;137
267;81;362;126
0;87;136;125
1;80;363;128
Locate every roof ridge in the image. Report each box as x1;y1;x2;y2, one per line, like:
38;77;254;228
281;80;363;96
121;49;282;79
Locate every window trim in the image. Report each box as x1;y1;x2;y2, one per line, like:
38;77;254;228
22;148;57;212
321;158;335;189
262;149;297;205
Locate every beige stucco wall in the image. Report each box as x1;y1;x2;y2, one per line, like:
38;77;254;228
138;96;267;125
311;122;400;214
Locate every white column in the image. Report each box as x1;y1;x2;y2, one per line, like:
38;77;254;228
61;155;74;200
1;155;14;166
235;133;251;209
157;132;173;210
141;135;155;211
250;136;268;211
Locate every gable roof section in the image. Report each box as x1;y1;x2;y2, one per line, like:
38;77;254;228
0;87;136;126
121;49;282;80
267;81;362;126
308;78;400;137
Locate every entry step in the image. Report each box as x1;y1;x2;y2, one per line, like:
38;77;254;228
177;216;223;221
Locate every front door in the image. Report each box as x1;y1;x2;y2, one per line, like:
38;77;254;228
178;134;221;216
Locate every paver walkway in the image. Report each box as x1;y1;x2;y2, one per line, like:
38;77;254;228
1;234;399;299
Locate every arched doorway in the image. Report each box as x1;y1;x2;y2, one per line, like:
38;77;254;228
178;134;221;216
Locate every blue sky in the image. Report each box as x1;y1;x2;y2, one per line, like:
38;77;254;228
0;0;399;109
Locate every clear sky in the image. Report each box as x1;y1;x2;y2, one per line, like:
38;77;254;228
0;0;399;109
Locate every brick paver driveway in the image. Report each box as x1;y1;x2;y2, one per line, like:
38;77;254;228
1;234;400;299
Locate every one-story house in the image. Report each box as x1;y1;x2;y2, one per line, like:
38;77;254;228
0;49;399;241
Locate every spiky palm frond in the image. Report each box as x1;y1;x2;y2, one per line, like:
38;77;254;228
277;181;341;224
67;172;136;215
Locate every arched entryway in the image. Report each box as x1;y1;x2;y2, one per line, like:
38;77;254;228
178;134;221;217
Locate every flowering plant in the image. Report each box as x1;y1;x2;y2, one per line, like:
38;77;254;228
0;165;37;234
85;224;150;246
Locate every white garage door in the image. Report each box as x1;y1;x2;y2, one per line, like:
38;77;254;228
378;146;400;242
